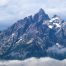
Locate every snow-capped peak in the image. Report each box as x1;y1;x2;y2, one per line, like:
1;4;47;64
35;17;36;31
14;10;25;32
49;17;60;23
49;15;61;23
43;15;62;29
48;15;62;28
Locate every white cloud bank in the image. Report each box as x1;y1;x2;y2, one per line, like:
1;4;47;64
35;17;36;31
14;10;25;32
0;57;66;66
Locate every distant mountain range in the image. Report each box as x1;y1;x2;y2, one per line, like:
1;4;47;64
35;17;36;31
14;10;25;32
0;8;66;60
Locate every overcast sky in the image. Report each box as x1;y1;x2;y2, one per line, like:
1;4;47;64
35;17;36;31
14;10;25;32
0;0;66;30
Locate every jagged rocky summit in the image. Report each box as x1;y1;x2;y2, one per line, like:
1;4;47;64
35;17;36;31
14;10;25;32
0;8;66;60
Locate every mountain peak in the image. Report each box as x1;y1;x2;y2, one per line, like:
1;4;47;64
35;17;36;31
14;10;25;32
39;8;45;14
0;9;66;60
33;8;50;22
52;15;59;18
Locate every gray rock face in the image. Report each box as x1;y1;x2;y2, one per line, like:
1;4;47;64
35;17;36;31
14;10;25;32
0;9;66;60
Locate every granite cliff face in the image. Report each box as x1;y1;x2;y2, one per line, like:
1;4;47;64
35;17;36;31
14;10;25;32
0;9;66;60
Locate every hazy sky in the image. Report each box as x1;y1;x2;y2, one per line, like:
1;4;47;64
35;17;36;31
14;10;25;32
0;0;66;30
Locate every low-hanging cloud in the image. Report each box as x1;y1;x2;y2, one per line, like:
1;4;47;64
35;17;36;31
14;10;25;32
0;57;66;66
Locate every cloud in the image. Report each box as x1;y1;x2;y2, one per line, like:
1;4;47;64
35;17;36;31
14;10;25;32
47;45;66;54
0;0;9;6
0;0;66;30
0;57;66;66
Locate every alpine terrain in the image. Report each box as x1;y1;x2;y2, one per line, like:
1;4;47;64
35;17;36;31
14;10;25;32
0;8;66;60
